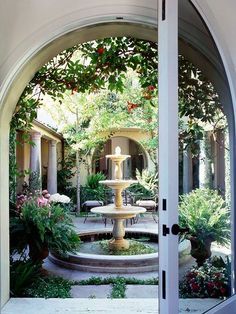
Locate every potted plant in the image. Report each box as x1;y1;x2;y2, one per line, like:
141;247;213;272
179;188;230;266
10;198;80;262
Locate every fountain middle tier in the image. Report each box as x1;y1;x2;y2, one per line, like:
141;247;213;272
91;204;146;218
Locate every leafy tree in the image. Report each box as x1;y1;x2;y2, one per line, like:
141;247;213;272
10;37;226;202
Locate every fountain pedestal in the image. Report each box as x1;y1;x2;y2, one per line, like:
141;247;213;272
91;147;146;251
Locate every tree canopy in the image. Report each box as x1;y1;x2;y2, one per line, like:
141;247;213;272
12;37;224;154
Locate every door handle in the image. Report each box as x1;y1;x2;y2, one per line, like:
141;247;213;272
171;224;189;235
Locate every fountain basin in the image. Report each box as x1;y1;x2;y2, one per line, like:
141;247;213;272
49;230;191;273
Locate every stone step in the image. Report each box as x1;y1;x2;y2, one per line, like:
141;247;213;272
71;285;112;298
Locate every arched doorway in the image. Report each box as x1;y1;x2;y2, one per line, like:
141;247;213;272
93;136;148;179
1;1;236;312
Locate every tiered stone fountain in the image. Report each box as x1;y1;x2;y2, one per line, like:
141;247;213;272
91;146;146;250
49;147;191;273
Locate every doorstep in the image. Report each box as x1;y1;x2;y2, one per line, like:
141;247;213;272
2;298;221;314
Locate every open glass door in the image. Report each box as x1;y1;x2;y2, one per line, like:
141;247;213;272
158;1;233;313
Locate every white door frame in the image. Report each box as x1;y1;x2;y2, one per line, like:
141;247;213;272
158;0;179;313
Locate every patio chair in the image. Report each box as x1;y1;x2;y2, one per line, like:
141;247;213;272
82;200;104;223
131;193;158;223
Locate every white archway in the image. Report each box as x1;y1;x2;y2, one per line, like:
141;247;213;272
1;1;236;310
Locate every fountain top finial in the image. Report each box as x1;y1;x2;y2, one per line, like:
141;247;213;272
115;146;121;155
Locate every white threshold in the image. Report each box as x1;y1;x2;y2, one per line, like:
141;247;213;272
2;298;223;314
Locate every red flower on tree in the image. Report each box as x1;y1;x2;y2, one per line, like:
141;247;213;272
97;47;105;55
147;85;155;91
127;101;138;113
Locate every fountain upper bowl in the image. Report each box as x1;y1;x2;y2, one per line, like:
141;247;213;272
99;179;137;189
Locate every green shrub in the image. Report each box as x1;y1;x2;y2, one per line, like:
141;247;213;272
10;259;41;297
80;173;111;205
179;188;230;246
10;201;80;261
86;172;106;189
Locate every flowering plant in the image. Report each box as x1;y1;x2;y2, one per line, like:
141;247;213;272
180;257;230;299
16;190;51;211
50;193;70;204
10;201;80;261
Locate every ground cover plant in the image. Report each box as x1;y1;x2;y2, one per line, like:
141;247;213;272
99;239;156;255
17;274;158;299
76;276;158;299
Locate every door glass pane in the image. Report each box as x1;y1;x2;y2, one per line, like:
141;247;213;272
178;118;232;313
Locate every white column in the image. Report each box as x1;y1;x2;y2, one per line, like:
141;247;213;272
47;140;57;194
158;0;178;313
183;148;193;194
30;132;42;176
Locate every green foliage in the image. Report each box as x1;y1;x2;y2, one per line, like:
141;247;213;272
75;276;158;299
80;186;106;205
180;257;230;298
80;173;109;205
57;156;75;195
9;131;17;203
10;201;80;259
110;277;126;299
76;276;158;286
10;259;41;297
136;169;158;195
128;183;153;198
13;37;223;158
29;171;41;194
99;240;156;255
24;276;72;298
179;189;230;246
86;172;106;189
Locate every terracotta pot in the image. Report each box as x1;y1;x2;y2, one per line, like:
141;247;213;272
190;237;212;266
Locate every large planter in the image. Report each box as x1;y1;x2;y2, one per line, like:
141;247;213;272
29;240;49;262
189;236;213;266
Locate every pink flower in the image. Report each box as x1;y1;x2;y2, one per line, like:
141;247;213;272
37;196;49;207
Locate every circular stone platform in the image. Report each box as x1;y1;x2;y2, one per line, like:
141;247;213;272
49;230;191;273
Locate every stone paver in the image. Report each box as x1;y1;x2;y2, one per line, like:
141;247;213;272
126;285;158;298
71;285;112;298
